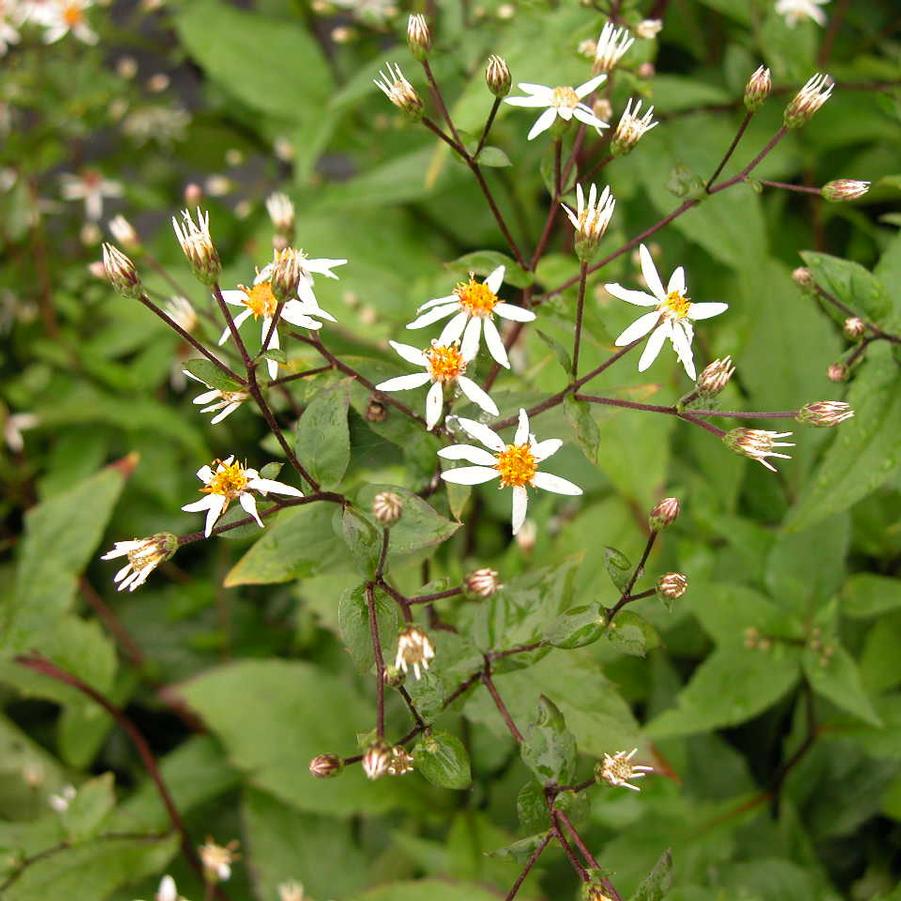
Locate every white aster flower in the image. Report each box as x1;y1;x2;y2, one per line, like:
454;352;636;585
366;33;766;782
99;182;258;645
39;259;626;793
101;533;176;592
165;295;197;333
611;98;658;155
505;74;609;140
596;748;654;792
604;244;728;379
561;182;615;252
775;0;829;27
439;408;582;535
4;410;39;452
218;256;342;380
375;339;498;430
60;169;123;222
183;370;249;424
405;266;534;369
42;0;97;44
593;21;635;73
181;456;303;537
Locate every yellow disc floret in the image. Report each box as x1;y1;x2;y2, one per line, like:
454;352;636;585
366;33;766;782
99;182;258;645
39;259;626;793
202;461;249;500
455;278;498;317
495;444;537;488
240;280;279;318
552;86;580;110
426;344;466;383
63;3;85;25
659;290;691;319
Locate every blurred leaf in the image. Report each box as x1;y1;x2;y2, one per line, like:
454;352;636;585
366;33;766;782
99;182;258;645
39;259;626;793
337;584;399;674
803;644;882;727
606;611;661;658
564;395;600;463
521;695;577;786
629;848;674;901
414;730;472;790
295;381;351;489
351;881;504;901
475;146;512;168
59;773;115;844
535;330;573;374
604;546;632;593
339;506;382;576
486;831;549;863
183;358;243;392
841;574;901;619
802;250;894;326
544;604;605;649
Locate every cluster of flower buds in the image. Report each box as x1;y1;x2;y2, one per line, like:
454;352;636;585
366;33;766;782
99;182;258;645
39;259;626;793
172;208;221;285
374;63;423;120
784;73;834;128
101;243;143;299
486;54;511;97
466;567;501;597
308;753;343;779
657;571;687;601
266;192;296;250
372;490;404;525
743;65;772;112
796;401;854;427
821;179;871;203
744;626;773;651
649;497;680;532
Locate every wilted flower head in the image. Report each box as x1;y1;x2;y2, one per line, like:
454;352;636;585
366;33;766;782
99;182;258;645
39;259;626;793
822;179;870;202
797;401;854;427
595;748;654;791
101;533;177;592
561;183;615;259
394;626;435;680
466;567;502;597
592;21;634;73
611;98;658;156
309;753;343;779
199;838;240;884
374;63;423;119
362;741;391;780
843;317;865;339
172;208;221;285
407;13;430;59
697;355;735;397
744;65;772;112
724;428;795;472
486;54;511;97
387;745;415;776
657;571;688;600
101;243;142;299
372;490;403;525
784;73;834;128
649;497;680;531
108;214;139;248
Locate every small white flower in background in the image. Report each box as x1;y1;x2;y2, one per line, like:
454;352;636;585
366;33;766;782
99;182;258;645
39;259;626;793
155;875;181;901
376;340;498;430
406;266;534;369
218;254;342;380
42;0;97;44
278;881;307;901
561;183;615;258
266;192;296;247
199;838;239;884
611;99;658;156
604;243;728;379
48;784;77;812
784;72;833;127
3;411;39;452
60;169;123;221
394;626;435;680
724;428;795;472
775;0;829;27
164;295;197;333
101;533;177;592
592;21;634;73
505;74;609;141
439;408;582;535
183;370;250;424
596;748;654;791
635;18;663;39
108;213;139;248
181;456;303;537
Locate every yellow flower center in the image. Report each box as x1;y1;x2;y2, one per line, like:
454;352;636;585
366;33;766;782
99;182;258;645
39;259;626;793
426;344;466;382
495;444;537;488
202;461;250;499
552;86;580;109
63;3;84;25
604;755;634;783
455;278;498;317
659;290;691;319
240;280;278;318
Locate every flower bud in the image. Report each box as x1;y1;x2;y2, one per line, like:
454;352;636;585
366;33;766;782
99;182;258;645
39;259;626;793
486;55;511;97
407;13;431;60
108;214;139;249
183;182;203;206
657;572;687;600
562;183;616;260
797;401;854;427
635;18;662;39
372;491;403;525
792;266;815;291
649;497;680;531
266;192;296;244
784;73;833;128
466;567;501;597
583;884;615;901
374;63;423;120
697;355;735;397
172;209;221;285
592;97;612;122
309;753;343;778
362;741;391;780
383;664;406;688
366;397;387;422
270;248;301;302
827;362;848;382
843;317;865;340
101;243;142;299
822;179;870;203
743;65;771;112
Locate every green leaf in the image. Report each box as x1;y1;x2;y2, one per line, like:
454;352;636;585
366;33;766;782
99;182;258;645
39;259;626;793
535;329;573;374
544;604;605;649
516;780;548;833
339;506;382;576
604;546;632;593
629;848;674;901
564;395;600;463
486;831;549;863
605;611;661;658
174;0;333;123
802;250;893;325
60;773;115;843
475;146;512;168
521;695;577;786
841;574;901;619
787;352;901;531
414;730;472;790
182;358;243;392
803;644;882;727
646;646;801;739
446;251;533;289
337;584;400;674
295;382;351;489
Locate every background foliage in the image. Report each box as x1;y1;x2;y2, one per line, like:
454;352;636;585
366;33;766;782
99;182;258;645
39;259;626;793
1;0;900;899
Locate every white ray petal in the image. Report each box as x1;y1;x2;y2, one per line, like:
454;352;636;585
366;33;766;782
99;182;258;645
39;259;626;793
203;494;227;536
438;311;470;346
460;316;482;361
615;310;661;346
456;377;499;416
376;372;432;391
531;438;562;461
575;73;607;98
687;302;728;321
667;266;685;296
494;302;536;322
639;244;666;301
389;340;428;366
638;322;670;372
532;471;583;495
437;444;499;465
417;293;457;313
485;266;506;295
527;107;558;141
441;466;501;485
511;486;529;535
482;317;509;368
239;491;264;528
604;283;658;306
406;304;459;330
425;381;444;430
455;417;505;451
248;478;303;497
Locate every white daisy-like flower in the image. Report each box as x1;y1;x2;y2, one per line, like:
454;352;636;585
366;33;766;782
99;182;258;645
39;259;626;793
596;748;654;792
60;169;123;222
218;257;342;380
604;244;728;379
438;408;582;535
181;456;303;537
183;370;250;424
775;0;829;27
505;74;609;141
593;21;635;73
561;182;616;249
101;533;176;592
375;340;498;430
405;266;534;369
42;0;97;44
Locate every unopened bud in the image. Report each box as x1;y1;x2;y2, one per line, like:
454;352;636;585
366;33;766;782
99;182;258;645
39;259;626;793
822;179;870;202
657;572;687;600
637;62;656;79
308;754;343;778
635;19;662;39
797;401;854;427
266;192;296;245
697;355;735;397
827;362;848;382
466;567;501;597
843;317;865;339
611;99;658;157
744;65;771;112
362;741;391;780
172;209;221;285
101;243;142;298
372;491;403;525
486;55;511;97
183;182;203;206
583;885;615;901
792;267;814;291
649;497;680;531
374;63;423;119
592;97;612;122
270;248;301;302
784;73;833;128
108;214;139;249
407;13;431;60
366;397;387;422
